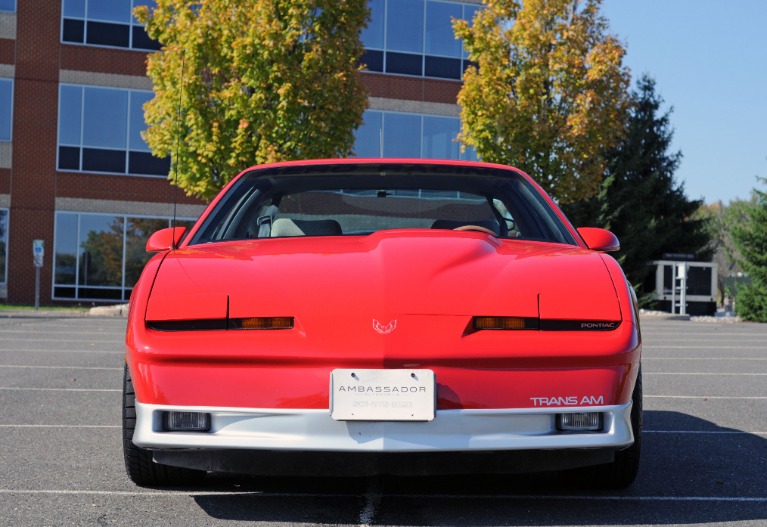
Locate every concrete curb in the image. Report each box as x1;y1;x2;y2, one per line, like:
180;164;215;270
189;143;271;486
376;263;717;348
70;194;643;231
88;304;130;317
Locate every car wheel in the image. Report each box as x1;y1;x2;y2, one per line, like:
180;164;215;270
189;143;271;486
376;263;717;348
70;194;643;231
583;367;642;489
122;365;205;486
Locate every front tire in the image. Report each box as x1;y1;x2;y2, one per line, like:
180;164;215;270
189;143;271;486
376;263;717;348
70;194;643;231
122;365;205;486
585;368;643;489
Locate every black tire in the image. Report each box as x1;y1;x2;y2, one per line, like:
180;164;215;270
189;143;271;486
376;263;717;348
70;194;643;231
122;365;205;486
585;368;643;489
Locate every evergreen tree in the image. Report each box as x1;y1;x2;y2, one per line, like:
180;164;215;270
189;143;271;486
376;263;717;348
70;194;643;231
731;179;767;321
562;75;711;292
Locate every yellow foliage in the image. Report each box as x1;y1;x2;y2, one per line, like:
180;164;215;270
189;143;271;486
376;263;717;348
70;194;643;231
135;0;369;200
455;0;630;202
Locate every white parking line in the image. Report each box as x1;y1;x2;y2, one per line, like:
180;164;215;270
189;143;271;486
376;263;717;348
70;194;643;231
649;431;767;436
2;425;764;435
0;365;121;371
0;489;764;502
2;388;764;397
0;338;119;343
643;346;767;350
645;372;767;376
0;425;120;428
646;395;767;400
644;357;767;360
0;330;123;336
0;349;123;354
0;387;120;392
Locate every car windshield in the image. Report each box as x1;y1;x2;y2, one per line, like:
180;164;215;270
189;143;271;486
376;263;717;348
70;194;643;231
189;163;577;245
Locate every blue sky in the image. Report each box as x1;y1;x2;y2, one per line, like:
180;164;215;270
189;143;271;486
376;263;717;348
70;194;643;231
601;0;767;204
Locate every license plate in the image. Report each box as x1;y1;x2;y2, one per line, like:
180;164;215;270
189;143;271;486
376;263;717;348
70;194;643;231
330;369;435;421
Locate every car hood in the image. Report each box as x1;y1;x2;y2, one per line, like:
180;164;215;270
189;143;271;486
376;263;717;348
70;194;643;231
145;230;622;323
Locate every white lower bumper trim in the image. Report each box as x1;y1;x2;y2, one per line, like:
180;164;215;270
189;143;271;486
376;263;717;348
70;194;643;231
132;402;634;452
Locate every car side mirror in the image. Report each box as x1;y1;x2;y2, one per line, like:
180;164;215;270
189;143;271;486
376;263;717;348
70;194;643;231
146;227;187;252
577;227;620;252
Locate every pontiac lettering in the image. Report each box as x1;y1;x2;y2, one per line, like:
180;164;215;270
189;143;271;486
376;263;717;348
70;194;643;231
581;322;617;329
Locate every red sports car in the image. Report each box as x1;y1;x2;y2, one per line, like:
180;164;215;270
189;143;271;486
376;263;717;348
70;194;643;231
123;159;642;487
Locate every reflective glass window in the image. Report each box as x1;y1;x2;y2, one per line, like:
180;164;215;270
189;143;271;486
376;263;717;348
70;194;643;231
54;212;194;301
87;0;132;23
362;0;385;50
83;88;128;149
386;0;424;53
78;214;124;287
425;1;462;57
62;0;160;50
129;91;152;151
0;0;15;12
422;115;460;158
354;111;383;158
63;0;85;18
58;85;82;146
0;209;7;285
353;110;476;162
383;113;421;158
363;0;482;80
0;79;11;141
54;212;79;285
58;85;169;176
124;217;169;284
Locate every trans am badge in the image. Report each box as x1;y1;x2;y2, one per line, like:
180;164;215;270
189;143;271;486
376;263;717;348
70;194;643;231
373;319;397;335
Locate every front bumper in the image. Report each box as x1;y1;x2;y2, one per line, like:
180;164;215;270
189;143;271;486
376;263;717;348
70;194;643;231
133;401;634;452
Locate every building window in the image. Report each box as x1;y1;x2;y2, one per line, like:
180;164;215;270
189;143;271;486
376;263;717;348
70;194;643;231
0;0;15;12
0;209;7;286
0;79;12;142
354;109;477;160
58;84;170;177
53;212;195;302
362;0;481;80
61;0;160;51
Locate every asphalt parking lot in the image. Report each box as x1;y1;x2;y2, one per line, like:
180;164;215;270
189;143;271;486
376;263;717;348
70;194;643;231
0;313;765;526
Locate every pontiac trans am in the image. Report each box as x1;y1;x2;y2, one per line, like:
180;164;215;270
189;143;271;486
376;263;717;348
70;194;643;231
123;159;642;488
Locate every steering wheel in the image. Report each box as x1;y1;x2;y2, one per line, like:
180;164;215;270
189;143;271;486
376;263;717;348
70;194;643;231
453;225;497;236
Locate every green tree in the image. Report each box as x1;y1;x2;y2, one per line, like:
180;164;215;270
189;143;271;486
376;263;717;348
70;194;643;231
454;0;630;203
697;199;751;304
563;76;711;293
136;0;369;200
731;179;767;321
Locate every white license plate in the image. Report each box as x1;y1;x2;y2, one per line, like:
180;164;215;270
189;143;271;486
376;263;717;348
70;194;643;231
330;369;435;421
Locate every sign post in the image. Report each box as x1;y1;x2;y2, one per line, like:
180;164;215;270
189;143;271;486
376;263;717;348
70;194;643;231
33;240;44;310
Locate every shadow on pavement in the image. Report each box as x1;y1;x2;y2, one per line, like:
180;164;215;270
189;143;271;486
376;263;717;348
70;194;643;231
173;411;767;525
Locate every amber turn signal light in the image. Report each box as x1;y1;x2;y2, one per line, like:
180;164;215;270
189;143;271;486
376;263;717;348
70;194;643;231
473;316;537;330
237;317;294;330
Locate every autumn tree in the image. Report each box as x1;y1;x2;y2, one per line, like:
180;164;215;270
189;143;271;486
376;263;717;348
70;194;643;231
563;76;711;292
135;0;369;200
454;0;630;203
731;179;767;321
